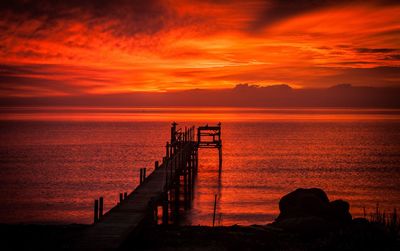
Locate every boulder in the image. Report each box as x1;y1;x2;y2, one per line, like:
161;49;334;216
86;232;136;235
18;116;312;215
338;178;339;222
273;188;352;232
329;199;352;223
277;188;330;221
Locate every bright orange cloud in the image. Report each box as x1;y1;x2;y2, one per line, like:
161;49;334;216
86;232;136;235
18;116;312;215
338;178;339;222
0;0;399;98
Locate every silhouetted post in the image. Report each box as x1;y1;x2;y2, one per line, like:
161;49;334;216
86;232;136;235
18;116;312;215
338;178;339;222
184;166;188;210
169;157;173;183
164;158;169;188
124;192;127;199
94;199;99;223
143;168;146;181
218;147;222;173
140;168;143;184
119;193;123;203
99;197;104;219
171;122;177;144
187;155;192;206
174;175;180;221
185;126;187;142
195;149;198;172
166;141;170;158
212;194;217;227
155;160;159;169
162;193;168;225
190;152;195;198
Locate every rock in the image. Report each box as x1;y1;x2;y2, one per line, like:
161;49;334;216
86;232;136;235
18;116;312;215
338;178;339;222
277;188;330;221
274;188;353;233
329;199;352;223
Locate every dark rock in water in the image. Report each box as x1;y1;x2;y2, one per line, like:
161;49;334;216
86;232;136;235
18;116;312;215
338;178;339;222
329;199;352;223
277;188;330;221
273;188;353;233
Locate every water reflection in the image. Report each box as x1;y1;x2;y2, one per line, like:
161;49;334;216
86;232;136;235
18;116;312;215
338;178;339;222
0;108;399;225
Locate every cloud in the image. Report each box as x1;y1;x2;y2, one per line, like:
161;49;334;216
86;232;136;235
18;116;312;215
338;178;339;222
0;63;118;96
383;54;400;60
0;0;160;18
315;66;400;87
249;0;400;31
249;0;336;31
0;0;400;98
0;0;187;37
2;82;400;108
356;48;398;53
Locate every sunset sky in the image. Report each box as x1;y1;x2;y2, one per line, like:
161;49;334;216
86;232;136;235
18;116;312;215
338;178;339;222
1;0;400;98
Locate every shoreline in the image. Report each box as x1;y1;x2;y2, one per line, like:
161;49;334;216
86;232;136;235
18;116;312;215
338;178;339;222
1;188;399;250
1;220;399;251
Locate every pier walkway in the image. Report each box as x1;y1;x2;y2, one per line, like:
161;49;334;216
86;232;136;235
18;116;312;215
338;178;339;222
76;123;221;250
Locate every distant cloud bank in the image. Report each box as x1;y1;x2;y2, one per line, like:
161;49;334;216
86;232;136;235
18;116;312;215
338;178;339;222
1;84;399;108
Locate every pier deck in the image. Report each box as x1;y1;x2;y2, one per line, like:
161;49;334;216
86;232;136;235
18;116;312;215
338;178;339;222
75;123;221;250
76;161;168;250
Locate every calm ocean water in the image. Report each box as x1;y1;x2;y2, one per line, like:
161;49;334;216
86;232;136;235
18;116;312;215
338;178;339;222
0;107;399;225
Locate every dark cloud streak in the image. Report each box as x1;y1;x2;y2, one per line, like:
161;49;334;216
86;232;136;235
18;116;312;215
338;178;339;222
356;48;398;53
383;54;400;60
0;0;196;38
249;0;400;31
0;63;115;96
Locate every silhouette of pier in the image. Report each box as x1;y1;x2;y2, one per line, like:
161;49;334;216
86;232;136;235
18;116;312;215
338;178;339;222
76;122;222;250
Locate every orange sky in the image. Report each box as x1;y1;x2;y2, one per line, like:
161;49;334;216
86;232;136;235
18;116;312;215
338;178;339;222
0;0;400;97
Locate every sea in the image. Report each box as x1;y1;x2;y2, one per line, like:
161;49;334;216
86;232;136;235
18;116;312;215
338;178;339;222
0;107;399;226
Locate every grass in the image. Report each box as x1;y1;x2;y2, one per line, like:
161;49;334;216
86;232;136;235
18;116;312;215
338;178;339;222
364;203;399;237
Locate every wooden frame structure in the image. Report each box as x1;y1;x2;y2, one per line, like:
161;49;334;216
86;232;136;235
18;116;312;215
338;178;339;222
197;123;222;171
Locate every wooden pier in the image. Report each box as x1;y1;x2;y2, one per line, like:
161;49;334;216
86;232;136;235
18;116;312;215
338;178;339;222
75;123;222;250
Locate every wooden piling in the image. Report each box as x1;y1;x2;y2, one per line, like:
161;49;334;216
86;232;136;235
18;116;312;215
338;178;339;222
143;167;146;180
171;122;177;143
188;155;192;205
164;158;169;189
218;147;222;173
166;141;170;158
184;126;187;142
119;193;123;203
94;199;99;223
195;150;198;169
124;192;127;199
212;194;217;227
162;193;169;225
174;175;180;221
99;197;103;219
190;152;195;200
155;160;159;169
140;168;143;184
184;167;188;210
